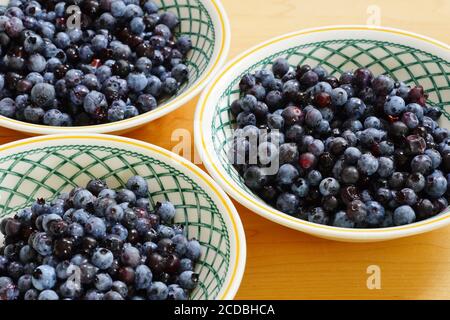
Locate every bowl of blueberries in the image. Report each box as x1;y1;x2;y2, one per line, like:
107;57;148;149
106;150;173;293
0;0;230;135
195;25;450;242
0;134;246;300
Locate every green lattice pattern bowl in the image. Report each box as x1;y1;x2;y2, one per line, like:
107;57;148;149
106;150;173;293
0;134;246;299
195;26;450;242
0;0;230;135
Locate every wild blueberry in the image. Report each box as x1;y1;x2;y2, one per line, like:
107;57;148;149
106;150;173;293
276;193;300;215
333;211;355;228
91;248;114;270
32;265;56;290
393;205;416;226
116;189;136;205
38;289;59;300
357;153;379;176
308;207;329;225
411;155;433;175
365;201;385;226
277;164;299;186
85;217;106;239
344;97;366;119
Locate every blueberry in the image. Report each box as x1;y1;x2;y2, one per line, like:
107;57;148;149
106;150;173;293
276;193;299;215
393;205;416;226
168;284;188;300
85;290;105;300
411;155;433;175
425;149;442;169
343;147;362;164
405;103;424;121
148;281;169;300
126;176;149;198
43;109;72;126
103;290;124;300
0;276;19;300
178;271;199;290
329;87;348;106
291;178;309;198
308;207;329;225
94;273;113;292
24;288;39;300
0;98;16;118
156;202;176;223
384;96;406;116
105;205;124;222
59;278;82;299
83;91;108;115
305;108;323;128
365;201;385;226
135;265;153;290
111;280;128;298
116;189;136;204
347;200;367;224
32;265;56;290
92;248;114;270
341;166;359;184
85;217;106;239
277;164;299;186
17;274;33;293
377;157;394;178
30;83;55;107
357;153;379;176
38;289;59;300
161;77;178;95
344;97;366;119
175;35;192;55
332;211;355;228
396;188;418;206
121;245;141;267
372;75;394;95
426;174;448;198
159;11;179;29
185;240;201;262
307;170;322;187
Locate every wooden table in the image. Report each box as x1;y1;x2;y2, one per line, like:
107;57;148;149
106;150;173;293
1;0;449;300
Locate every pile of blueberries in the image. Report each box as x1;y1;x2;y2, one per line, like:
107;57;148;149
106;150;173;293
230;59;450;228
0;0;192;126
0;176;201;300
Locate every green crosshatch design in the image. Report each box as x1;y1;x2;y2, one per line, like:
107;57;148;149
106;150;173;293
210;39;450;197
0;145;230;300
158;0;216;97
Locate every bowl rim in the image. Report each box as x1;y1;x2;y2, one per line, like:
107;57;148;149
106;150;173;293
0;133;246;299
0;0;231;135
195;25;450;242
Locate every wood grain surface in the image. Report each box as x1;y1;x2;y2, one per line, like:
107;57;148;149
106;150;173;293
0;0;449;300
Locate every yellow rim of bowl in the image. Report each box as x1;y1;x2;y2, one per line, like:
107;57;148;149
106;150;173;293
0;0;228;132
198;25;450;235
0;134;243;300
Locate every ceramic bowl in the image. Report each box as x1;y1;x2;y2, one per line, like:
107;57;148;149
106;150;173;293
195;25;450;242
0;0;230;135
0;134;246;299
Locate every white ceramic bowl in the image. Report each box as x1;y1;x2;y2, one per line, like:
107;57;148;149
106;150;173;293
195;25;450;242
0;0;230;135
0;134;246;299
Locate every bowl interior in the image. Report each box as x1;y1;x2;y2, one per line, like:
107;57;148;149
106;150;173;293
0;136;237;300
0;0;222;133
204;28;450;237
158;0;216;98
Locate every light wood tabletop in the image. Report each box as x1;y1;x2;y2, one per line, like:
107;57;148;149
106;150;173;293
0;0;449;300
